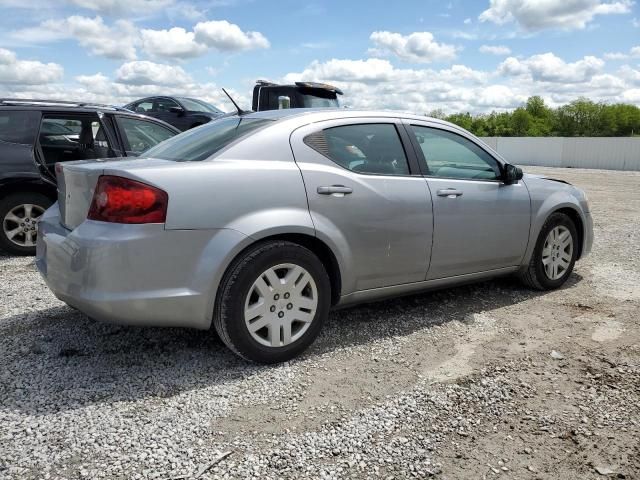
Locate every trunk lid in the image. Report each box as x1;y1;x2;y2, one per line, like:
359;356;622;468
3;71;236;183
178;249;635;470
56;157;174;230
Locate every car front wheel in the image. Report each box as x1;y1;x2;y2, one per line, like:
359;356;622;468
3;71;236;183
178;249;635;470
0;192;52;256
519;212;578;290
214;240;331;363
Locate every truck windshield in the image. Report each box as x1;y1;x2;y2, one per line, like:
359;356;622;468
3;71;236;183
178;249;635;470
144;117;272;162
301;95;340;108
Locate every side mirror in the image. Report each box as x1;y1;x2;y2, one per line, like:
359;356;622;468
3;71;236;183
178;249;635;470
503;164;523;184
169;106;185;116
278;96;291;110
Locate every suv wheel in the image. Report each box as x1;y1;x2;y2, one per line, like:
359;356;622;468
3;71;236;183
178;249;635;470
214;240;331;363
519;212;578;290
0;192;52;255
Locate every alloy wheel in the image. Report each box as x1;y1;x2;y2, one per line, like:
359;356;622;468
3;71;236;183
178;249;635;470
542;225;573;280
244;263;318;348
2;203;45;248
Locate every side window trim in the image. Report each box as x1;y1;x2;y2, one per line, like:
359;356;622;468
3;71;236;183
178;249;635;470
405;121;505;183
303;120;419;177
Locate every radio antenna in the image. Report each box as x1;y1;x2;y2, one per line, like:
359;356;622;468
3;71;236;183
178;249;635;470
222;88;250;115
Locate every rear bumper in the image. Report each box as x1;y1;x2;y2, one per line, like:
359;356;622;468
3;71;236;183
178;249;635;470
36;205;248;329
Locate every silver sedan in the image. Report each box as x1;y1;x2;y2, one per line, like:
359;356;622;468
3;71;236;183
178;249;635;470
36;110;593;363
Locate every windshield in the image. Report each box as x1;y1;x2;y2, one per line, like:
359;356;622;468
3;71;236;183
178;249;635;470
176;97;224;114
143;117;272;162
301;94;340;108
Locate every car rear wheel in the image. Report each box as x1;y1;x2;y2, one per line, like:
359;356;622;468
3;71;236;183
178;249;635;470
519;212;578;290
214;240;331;363
0;192;52;256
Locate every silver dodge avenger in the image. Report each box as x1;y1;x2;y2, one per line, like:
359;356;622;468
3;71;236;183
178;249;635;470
36;109;593;363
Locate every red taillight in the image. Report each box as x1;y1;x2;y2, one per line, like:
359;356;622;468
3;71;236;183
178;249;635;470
87;175;168;224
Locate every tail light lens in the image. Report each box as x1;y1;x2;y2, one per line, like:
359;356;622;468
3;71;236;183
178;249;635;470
87;175;168;224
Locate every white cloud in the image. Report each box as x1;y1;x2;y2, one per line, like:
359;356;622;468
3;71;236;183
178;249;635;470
479;44;511;55
115;61;192;86
369;31;458;63
463;18;472;24
141;27;206;58
193;20;270;51
0;48;63;85
604;46;640;60
13;16;138;60
285;58;396;84
13;16;270;60
619;66;640;85
498;53;604;83
67;0;173;15
54;72;245;111
141;20;270;58
605;52;629;60
479;0;633;31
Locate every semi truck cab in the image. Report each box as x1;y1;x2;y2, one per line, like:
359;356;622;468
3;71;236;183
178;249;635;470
251;81;343;111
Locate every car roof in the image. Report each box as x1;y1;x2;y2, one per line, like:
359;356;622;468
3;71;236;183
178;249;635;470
0;99;181;132
0;98;133;113
241;108;461;129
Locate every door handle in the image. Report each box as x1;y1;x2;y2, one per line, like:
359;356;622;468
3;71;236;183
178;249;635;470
317;185;353;195
436;188;463;198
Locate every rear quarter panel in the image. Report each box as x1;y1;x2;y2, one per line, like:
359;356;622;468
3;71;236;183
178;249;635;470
115;125;315;235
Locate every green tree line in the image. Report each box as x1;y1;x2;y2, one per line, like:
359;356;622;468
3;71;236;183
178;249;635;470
430;97;640;137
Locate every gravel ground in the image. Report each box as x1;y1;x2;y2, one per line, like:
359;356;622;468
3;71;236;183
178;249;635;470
1;166;639;480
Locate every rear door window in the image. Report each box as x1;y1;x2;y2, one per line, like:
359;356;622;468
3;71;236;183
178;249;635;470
38;114;115;168
0;110;40;145
305;123;410;176
116;116;176;155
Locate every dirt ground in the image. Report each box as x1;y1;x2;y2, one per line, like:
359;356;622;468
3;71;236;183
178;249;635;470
0;166;639;480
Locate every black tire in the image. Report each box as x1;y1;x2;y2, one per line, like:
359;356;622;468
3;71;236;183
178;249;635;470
519;212;578;290
213;240;331;363
0;192;53;256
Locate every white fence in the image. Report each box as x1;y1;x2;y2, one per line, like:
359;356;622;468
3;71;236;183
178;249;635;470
480;137;640;171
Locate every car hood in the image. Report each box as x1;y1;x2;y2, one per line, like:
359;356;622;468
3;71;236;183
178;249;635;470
523;173;572;186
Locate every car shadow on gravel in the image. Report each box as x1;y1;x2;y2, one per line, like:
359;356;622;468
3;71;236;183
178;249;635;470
0;273;582;415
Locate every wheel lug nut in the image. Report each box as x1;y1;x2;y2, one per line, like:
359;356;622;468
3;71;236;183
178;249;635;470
270;306;276;312
278;311;284;318
284;293;290;299
287;303;293;310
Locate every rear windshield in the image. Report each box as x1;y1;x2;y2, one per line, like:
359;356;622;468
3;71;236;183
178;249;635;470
143;117;272;162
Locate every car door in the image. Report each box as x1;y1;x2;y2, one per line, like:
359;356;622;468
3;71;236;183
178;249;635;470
114;115;178;156
290;118;433;294
404;122;531;280
36;113;117;177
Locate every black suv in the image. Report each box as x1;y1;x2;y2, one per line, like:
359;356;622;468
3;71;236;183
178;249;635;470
123;96;225;131
0;99;180;255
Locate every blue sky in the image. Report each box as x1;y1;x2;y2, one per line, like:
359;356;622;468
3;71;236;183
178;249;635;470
0;0;639;113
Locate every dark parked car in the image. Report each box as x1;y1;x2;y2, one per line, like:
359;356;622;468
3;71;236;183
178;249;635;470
123;96;225;131
0;99;180;255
